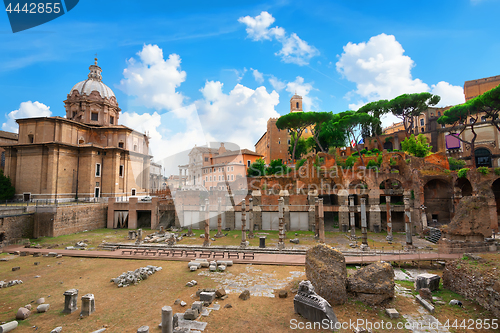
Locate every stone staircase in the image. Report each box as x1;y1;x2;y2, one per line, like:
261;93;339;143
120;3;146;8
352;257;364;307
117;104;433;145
425;227;442;244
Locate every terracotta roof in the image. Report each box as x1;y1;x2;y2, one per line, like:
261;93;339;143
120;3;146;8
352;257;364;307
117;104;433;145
216;149;262;158
0;130;18;140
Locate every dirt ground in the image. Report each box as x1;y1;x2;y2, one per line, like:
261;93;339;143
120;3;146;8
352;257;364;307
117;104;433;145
0;252;497;333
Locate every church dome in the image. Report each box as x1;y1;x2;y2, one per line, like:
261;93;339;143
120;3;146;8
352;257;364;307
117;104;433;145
70;58;115;99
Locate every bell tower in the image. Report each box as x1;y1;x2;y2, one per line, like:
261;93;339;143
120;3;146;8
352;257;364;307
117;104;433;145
290;94;303;113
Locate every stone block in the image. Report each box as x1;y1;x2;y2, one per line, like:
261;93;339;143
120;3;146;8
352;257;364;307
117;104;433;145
36;298;45;304
293;281;338;327
215;289;226;298
37;304;50;313
189;266;197;271
209;265;216;271
418;288;433;303
415;273;440;291
416;295;435;314
16;307;30;320
200;292;216;303
188;262;201;269
191;301;203;314
278;290;288;298
183;309;197;320
12;267;20;271
48;252;57;257
239;290;250;300
50;327;62;333
347;262;395;305
385;308;399;319
305;244;347;305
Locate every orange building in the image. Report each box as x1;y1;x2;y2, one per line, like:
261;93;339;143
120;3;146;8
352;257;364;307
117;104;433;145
464;74;500;101
255;94;313;163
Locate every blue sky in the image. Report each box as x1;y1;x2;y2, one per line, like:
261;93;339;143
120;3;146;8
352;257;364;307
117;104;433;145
1;0;500;172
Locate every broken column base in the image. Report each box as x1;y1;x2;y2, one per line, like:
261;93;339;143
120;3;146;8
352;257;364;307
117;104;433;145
277;242;285;249
360;244;370;251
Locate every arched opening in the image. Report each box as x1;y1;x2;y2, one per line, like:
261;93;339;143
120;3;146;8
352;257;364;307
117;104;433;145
455;178;473;197
78;138;85;144
379;178;404;231
424;179;453;226
383;141;393;150
296;102;299;109
492;179;500;227
475;148;492;167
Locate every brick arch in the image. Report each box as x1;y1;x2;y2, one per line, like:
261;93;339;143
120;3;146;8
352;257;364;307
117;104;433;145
372;173;410;190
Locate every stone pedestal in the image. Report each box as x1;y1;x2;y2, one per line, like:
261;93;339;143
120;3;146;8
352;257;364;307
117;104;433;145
415;274;440;292
161;306;173;333
80;294;95;317
63;288;78;314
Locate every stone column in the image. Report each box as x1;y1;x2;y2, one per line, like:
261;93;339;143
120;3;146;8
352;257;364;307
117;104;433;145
203;199;210;247
63;289;78;314
80;294;95;317
278;197;285;249
349;196;356;240
252;190;262;230
225;194;235;230
421;205;428;228
404;193;412;246
368;189;381;232
280;190;290;234
0;321;18;332
215;197;223;237
248;198;254;238
318;198;325;243
135;228;143;245
314;197;319;238
360;198;368;249
307;190;318;231
386;196;393;242
161;306;173;333
240;199;248;247
338;189;349;233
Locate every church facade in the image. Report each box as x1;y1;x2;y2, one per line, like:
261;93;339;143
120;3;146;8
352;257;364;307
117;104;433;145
2;59;151;201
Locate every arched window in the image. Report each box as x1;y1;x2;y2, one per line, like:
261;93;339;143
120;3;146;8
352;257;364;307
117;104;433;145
28;134;34;143
296;102;299;108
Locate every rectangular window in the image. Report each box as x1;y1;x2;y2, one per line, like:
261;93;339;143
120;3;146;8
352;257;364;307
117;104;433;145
205;157;208;162
209;176;212;181
219;176;221;181
110;116;114;125
247;160;251;167
231;166;234;171
119;165;124;177
420;119;424;126
227;166;230;171
205;176;208;181
231;175;234;180
118;142;124;148
91;112;99;121
95;163;101;177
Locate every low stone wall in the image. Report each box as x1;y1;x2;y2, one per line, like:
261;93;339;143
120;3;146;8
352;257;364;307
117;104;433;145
34;203;107;238
0;213;34;244
443;258;500;319
438;239;496;254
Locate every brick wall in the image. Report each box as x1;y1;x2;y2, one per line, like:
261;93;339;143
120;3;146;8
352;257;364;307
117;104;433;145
0;213;34;244
34;203;107;237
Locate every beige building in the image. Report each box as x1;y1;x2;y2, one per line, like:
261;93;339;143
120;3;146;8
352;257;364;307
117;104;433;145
2;59;151;201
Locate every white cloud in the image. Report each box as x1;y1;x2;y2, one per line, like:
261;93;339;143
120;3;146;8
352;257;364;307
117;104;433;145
239;11;319;65
269;75;286;91
2;101;51;133
430;81;465;107
336;33;464;125
252;68;264;84
196;81;280;149
286;76;317;111
118;44;187;111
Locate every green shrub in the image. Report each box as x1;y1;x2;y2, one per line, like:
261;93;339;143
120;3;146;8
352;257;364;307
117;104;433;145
295;158;307;170
390;158;397;166
401;134;432;157
495;168;500;176
477;166;490;175
405;158;410;164
344;155;357;168
457;168;469;179
366;159;379;170
448;157;466;171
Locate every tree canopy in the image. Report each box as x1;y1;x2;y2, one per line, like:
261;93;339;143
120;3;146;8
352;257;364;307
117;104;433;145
276;112;312;163
357;99;388;150
400;134;432;158
385;92;440;137
0;170;15;201
302;111;333;153
332;111;377;166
